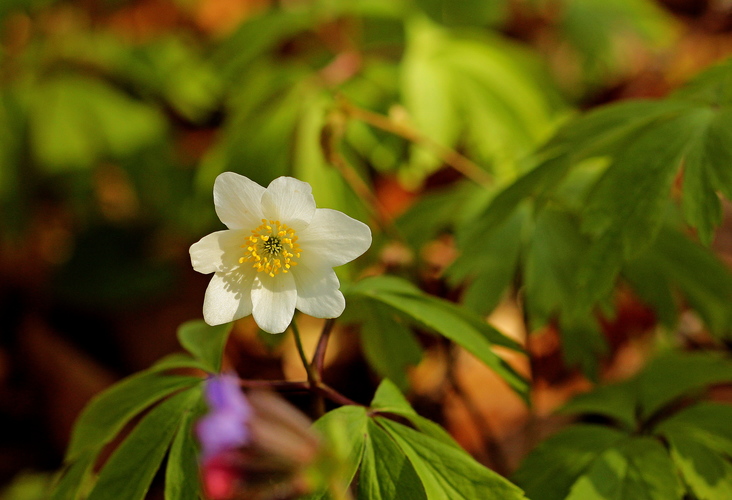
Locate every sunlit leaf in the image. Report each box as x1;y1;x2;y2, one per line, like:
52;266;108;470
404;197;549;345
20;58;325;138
359;420;427;500
66;372;201;461
564;437;682;500
513;425;627;500
86;387;202;500
177;320;233;374
378;418;527;499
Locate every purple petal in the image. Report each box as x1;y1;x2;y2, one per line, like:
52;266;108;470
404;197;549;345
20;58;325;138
198;374;252;460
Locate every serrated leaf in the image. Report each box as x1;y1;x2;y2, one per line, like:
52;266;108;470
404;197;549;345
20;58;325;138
87;386;202;500
513;425;627;500
448;204;525;316
525;208;590;322
582;107;710;256
378;418;527;500
359;302;423;391
632;227;732;337
66;372;202;461
358;420;427;500
165;399;205;500
665;431;732;500
565;437;682;500
177;320;232;374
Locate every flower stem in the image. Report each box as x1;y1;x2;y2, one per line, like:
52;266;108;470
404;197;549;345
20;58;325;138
311;318;335;379
315;383;363;407
290;321;318;384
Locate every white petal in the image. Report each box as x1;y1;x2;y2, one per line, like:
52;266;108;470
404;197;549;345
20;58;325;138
294;264;345;319
190;229;247;274
202;270;256;326
298;209;372;268
261;177;316;230
251;272;297;334
214;172;265;230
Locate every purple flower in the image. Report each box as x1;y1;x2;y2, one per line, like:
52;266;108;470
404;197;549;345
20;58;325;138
197;374;252;461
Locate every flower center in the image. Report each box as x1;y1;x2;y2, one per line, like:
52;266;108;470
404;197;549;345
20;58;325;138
240;219;301;277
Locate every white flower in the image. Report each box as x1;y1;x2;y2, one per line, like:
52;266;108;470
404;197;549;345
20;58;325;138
190;173;372;333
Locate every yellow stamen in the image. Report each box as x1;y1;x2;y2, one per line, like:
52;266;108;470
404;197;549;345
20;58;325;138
240;219;302;277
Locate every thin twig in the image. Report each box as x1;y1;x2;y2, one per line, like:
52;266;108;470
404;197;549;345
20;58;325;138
446;344;511;475
321;108;404;242
316;383;364;407
238;379;310;391
337;95;493;187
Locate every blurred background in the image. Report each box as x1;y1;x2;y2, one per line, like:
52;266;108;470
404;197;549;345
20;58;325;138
1;0;732;497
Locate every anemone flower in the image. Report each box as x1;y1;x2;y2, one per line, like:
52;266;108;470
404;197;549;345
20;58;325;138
190;173;371;333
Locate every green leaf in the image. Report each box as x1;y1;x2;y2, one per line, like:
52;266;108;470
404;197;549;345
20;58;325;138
564;437;683;500
347;276;529;403
524;208;591;322
637;352;732;420
513;425;627;500
50;451;96;500
397;182;481;252
559;0;675;89
378;418;527;500
148;353;211;373
349;276;523;351
665;431;732;500
448;204;526;316
87;386;203;500
29;76;166;171
399;16;560;185
177;320;233;374
681;123;723;245
400;17;460;185
672;58;732;106
66;372;202;461
213;9;315;81
165;400;205;500
581;107;710;257
370;378;416;415
654;402;732;457
416;0;508;27
306;406;368;500
463;153;570;242
358;420;427;500
642;227;732;337
559;381;638;431
560;352;732;428
359;302;423;391
370;379;460;449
